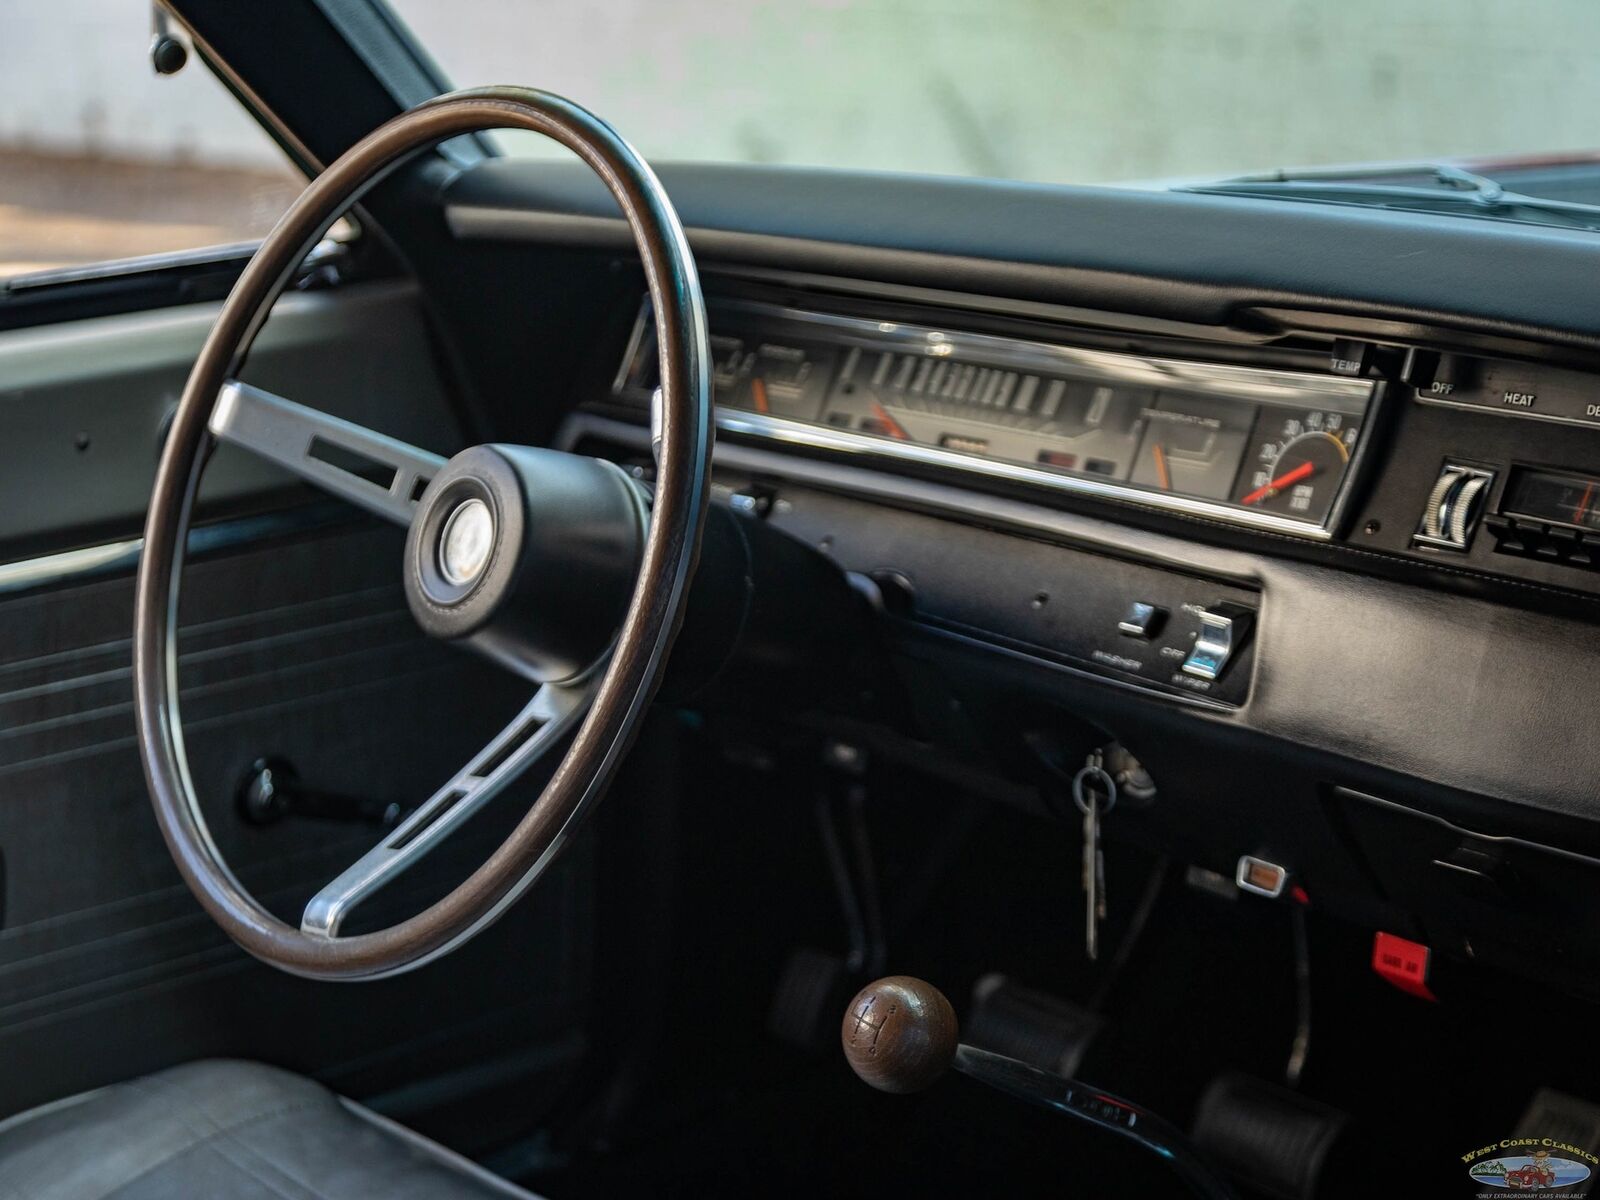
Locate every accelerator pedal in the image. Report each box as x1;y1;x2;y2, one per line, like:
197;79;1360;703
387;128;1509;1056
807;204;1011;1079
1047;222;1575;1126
1192;1073;1348;1200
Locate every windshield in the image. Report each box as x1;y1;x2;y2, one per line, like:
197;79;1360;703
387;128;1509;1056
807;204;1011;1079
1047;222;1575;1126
386;1;1600;186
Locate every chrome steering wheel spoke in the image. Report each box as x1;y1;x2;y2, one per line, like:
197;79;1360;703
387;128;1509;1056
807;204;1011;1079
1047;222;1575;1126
302;675;596;938
210;380;445;528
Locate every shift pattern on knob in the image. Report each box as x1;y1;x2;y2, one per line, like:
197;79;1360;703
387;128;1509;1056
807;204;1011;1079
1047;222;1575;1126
842;976;959;1094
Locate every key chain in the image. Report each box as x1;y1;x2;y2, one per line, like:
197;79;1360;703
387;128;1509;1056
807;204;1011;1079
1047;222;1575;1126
1073;751;1117;961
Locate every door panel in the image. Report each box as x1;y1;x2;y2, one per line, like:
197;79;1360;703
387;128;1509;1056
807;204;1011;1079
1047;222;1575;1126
0;280;462;551
0;285;592;1141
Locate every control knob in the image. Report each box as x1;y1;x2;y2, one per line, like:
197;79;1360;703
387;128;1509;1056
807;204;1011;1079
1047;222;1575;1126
1414;464;1494;550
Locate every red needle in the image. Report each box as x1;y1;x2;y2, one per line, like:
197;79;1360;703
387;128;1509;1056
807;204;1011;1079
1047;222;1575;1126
1240;460;1315;506
1152;443;1172;490
871;400;910;440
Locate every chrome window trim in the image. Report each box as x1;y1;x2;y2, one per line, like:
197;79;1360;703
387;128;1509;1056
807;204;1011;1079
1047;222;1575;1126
0;8;378;298
3;242;260;294
615;299;1382;541
0;506;351;597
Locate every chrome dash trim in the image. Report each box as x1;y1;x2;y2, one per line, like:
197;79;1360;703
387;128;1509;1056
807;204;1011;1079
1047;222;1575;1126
706;300;1378;405
712;408;1340;540
558;413;1266;589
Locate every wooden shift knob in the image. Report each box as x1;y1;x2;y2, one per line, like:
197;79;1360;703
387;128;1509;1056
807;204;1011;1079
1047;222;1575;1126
841;975;959;1093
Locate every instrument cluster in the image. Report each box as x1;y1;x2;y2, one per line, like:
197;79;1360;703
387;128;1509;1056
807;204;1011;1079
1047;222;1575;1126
613;300;1379;539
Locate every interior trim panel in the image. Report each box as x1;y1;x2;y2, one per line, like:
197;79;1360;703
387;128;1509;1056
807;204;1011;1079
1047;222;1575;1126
0;280;461;557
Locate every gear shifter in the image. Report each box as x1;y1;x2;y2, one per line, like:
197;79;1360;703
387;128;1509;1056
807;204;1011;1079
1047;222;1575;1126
842;977;1239;1200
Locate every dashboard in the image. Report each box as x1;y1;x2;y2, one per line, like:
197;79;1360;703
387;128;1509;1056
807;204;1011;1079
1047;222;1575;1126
572;273;1600;733
447;157;1600;998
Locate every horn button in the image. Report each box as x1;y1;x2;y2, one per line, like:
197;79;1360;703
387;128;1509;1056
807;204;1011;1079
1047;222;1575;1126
404;444;646;684
438;497;495;587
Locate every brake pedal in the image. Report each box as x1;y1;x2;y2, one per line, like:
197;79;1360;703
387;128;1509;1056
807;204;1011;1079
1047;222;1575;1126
1192;1073;1347;1200
965;974;1104;1078
767;947;850;1052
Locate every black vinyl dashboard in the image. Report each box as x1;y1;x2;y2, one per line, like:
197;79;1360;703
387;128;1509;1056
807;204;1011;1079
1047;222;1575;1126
434;156;1600;993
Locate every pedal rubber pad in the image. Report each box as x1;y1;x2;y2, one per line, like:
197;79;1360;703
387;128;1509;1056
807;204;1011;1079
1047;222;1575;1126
965;973;1104;1078
1192;1072;1348;1200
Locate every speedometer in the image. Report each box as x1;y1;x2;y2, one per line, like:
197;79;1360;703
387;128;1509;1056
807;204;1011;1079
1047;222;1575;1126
1234;412;1361;525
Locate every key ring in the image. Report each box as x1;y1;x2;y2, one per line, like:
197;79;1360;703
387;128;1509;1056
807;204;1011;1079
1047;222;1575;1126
1072;760;1118;817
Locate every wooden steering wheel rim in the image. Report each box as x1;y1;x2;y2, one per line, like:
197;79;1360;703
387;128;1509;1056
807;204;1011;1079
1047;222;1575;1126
132;88;712;980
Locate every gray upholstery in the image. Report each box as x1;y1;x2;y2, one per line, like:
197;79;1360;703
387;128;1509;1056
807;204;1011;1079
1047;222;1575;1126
0;1060;539;1199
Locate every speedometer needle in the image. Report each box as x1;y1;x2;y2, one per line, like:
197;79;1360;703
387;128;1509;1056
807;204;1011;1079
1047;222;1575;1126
1240;460;1315;506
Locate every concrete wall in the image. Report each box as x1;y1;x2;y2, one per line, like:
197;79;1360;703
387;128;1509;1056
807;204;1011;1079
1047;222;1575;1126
3;1;1598;182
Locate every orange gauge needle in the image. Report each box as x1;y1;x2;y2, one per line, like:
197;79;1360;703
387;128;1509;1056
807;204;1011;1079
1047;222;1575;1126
1152;443;1172;490
1240;460;1315;506
750;376;770;414
871;400;910;440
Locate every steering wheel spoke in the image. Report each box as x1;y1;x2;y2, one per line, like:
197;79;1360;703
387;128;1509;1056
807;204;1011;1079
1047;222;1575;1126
301;677;595;938
211;380;444;527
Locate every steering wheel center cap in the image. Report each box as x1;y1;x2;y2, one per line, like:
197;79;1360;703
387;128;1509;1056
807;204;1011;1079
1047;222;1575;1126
438;497;494;586
403;443;646;683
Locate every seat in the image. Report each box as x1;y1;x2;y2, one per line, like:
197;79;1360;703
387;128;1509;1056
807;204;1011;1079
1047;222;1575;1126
0;1059;540;1199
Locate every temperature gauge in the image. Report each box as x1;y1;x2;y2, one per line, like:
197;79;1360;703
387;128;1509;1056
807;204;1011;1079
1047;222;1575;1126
1234;410;1361;524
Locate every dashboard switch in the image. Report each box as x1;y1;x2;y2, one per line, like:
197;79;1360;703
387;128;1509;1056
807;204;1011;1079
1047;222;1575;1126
1371;932;1436;1002
1181;603;1255;681
1330;338;1375;377
1413;463;1494;551
1117;601;1165;640
728;485;776;518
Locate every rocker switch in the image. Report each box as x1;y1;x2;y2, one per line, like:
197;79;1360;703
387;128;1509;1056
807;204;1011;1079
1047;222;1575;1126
1181;603;1255;682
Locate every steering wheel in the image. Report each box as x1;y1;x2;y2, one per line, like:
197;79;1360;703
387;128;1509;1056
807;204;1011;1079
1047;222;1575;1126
133;89;711;981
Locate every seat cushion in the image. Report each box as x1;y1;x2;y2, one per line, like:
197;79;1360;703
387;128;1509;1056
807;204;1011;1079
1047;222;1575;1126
0;1060;539;1199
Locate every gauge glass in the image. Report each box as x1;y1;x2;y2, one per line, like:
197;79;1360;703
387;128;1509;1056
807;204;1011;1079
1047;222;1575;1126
1234;410;1360;524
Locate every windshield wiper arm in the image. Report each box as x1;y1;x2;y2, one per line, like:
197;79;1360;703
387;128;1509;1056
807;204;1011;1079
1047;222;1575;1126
1181;163;1600;230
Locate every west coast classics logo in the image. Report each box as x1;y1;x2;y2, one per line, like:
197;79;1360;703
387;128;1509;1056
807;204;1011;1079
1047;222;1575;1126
1465;1139;1596;1193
